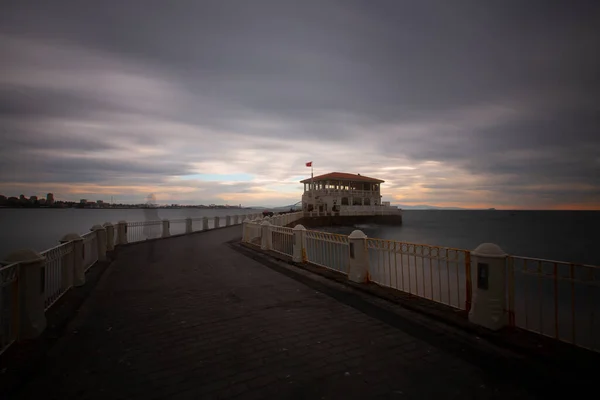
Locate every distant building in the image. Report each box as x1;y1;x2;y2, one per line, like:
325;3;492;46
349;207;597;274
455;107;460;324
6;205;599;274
30;195;38;203
39;198;46;205
80;199;87;204
46;193;55;205
19;194;29;203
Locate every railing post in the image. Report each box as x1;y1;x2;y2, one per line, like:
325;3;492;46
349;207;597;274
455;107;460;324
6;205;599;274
242;220;249;242
292;224;307;263
91;225;107;262
202;216;209;230
348;230;369;283
185;217;193;234
261;221;272;250
117;221;128;245
3;250;46;339
233;215;239;225
468;243;508;331
225;215;231;226
214;216;220;228
162;219;170;238
61;233;85;286
103;222;115;251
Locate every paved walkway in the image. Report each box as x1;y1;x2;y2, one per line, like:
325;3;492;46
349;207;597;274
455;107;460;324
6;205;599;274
14;226;548;399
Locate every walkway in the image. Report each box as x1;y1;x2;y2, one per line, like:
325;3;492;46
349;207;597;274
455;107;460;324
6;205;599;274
14;226;551;399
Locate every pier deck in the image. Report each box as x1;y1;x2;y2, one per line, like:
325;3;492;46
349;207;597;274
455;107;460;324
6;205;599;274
9;226;580;399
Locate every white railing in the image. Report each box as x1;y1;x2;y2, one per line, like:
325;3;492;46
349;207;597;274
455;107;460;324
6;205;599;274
40;242;74;309
507;256;600;352
192;217;205;232
127;220;162;242
304;230;349;274
304;206;401;217
0;262;19;355
169;218;187;236
271;226;294;257
81;231;98;272
367;239;471;310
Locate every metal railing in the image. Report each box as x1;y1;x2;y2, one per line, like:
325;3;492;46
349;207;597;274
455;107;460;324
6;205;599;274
169;218;187;236
507;256;600;351
304;230;349;274
82;231;98;272
192;217;205;232
244;220;262;246
127;220;162;242
40;242;74;310
366;239;471;310
271;226;294;256
0;262;19;355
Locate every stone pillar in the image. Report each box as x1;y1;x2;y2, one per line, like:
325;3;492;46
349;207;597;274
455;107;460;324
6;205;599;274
4;250;46;339
242;220;249;243
103;222;115;251
90;225;107;262
348;230;369;283
468;243;508;331
225;215;231;226
202;216;209;230
162;219;170;238
261;220;272;250
214;216;220;228
292;224;307;263
233;215;239;225
117;221;128;245
185;217;193;234
60;233;85;287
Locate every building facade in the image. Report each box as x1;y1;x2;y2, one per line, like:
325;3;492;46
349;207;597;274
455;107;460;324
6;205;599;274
300;172;398;215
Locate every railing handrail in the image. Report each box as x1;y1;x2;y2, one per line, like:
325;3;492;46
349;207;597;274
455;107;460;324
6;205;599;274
366;237;472;254
507;254;599;269
39;241;73;257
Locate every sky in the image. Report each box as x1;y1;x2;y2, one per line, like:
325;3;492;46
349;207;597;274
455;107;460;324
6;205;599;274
0;1;599;209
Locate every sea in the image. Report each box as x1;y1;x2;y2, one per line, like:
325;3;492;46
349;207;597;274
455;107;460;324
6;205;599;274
1;208;598;265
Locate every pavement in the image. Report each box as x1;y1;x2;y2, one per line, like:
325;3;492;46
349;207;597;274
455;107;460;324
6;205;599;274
7;226;579;399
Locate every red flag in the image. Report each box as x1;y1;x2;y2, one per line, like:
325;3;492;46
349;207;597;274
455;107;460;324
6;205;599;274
305;161;312;167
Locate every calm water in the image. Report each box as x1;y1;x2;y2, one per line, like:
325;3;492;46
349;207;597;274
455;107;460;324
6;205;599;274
1;208;598;265
320;210;600;266
0;208;256;259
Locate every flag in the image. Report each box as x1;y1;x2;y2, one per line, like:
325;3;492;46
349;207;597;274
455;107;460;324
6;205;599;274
305;161;312;167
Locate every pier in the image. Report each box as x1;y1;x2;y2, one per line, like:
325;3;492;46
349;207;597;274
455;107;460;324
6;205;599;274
1;213;599;398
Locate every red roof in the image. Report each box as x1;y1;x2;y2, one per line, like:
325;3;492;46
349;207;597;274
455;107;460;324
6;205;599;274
300;172;384;184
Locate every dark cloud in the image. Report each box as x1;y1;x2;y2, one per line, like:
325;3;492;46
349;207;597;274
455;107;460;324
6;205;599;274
0;1;599;207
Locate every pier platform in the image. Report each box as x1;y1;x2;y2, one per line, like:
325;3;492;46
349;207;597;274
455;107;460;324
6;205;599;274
3;226;590;399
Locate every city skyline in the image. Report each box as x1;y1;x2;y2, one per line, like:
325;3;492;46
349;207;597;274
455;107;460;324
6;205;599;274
1;2;599;210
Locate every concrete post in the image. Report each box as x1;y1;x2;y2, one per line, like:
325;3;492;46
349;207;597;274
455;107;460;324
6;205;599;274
4;250;46;339
185;217;193;234
117;221;128;245
90;225;107;262
233;215;239;225
292;224;307;263
225;215;231;226
60;233;85;287
202;216;209;230
348;230;369;283
162;219;170;238
242;220;249;242
260;220;272;250
468;243;508;331
103;222;115;251
214;216;220;228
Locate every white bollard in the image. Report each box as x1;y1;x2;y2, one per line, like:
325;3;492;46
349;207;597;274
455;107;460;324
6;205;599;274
185;217;193;234
3;249;46;339
292;224;307;263
214;216;220;228
61;233;85;286
260;220;272;250
162;219;170;238
348;230;369;283
90;225;107;262
117;220;128;245
103;222;115;251
225;215;231;226
468;243;508;331
202;216;209;230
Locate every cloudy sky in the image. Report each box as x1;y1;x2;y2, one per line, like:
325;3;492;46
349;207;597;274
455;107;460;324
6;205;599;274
1;1;599;209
